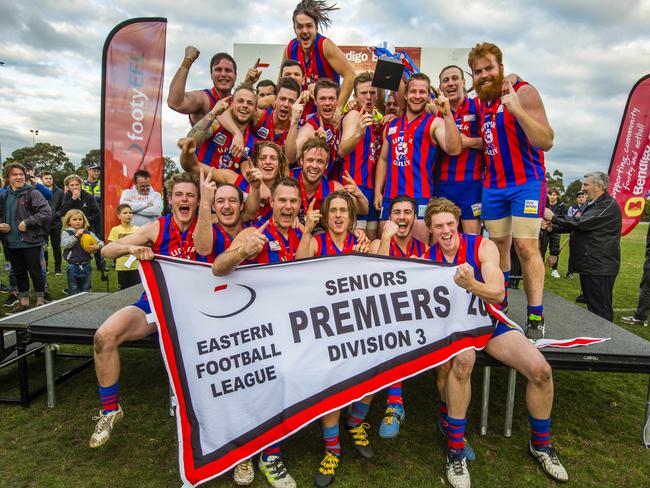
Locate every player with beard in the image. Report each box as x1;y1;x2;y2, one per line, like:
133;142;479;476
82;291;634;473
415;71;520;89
367;195;425;438
177;137;264;222
384;91;401;117
291;137;368;227
424;197;567;487
296;191;371;488
89;173;207;449
469;42;553;340
374;73;462;243
286;79;342;178
339;72;389;240
283;0;355;111
188;84;258;172
436;65;485;235
212;177;304;488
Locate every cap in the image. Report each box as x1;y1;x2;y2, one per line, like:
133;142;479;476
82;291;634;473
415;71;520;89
88;163;100;170
576;190;586;196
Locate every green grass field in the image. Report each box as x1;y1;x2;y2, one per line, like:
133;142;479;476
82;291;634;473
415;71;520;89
1;226;650;487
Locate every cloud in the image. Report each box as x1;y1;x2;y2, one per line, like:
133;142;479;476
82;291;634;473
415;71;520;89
1;0;648;186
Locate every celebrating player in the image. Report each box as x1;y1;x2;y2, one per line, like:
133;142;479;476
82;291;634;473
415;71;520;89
469;42;553;339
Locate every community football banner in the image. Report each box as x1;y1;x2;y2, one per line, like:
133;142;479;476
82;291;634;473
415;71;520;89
608;74;650;236
140;254;494;486
101;17;167;238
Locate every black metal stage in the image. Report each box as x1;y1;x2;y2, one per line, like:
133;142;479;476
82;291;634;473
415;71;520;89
0;286;649;445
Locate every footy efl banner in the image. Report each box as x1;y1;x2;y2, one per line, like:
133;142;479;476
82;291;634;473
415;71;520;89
608;74;650;236
140;254;494;486
101;18;167;238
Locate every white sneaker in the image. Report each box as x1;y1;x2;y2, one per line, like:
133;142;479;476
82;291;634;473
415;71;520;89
233;458;254;485
446;451;471;488
259;455;296;488
89;405;124;448
551;269;560;278
529;441;569;482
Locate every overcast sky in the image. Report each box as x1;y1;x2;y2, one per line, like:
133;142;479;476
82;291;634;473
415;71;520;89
1;0;649;184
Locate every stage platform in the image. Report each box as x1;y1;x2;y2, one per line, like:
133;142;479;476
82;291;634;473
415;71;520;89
0;286;648;445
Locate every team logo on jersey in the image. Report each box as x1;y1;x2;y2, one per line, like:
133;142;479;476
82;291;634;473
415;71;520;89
256;127;270;139
483;120;498;157
388;126;397;136
269;240;281;251
213;133;228;146
523;200;539;215
463;114;476;122
325;128;332;142
393;134;411;167
471;203;482;217
200;283;256;318
497;104;504;113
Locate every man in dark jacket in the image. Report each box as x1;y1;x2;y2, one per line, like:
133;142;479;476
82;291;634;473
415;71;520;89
61;174;105;271
41;170;64;274
544;171;621;321
0;163;52;310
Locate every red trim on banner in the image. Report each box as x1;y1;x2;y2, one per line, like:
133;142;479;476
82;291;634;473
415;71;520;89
141;256;493;485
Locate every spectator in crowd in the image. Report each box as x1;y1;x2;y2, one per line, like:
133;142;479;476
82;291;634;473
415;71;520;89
107;204;141;290
61;174;105;273
622;223;650;327
544;171;621;321
539;188;566;278
83;163;102;205
0;163;52;310
41;170;64;275
119;170;163;226
566;190;587;279
61;209;103;295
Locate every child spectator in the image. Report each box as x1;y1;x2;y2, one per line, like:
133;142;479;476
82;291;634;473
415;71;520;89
107;204;141;290
61;209;103;295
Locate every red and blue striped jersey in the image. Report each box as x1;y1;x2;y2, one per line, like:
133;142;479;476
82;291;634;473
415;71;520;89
248;219;302;263
286;33;340;88
315;231;358;256
196;125;256;171
384;113;437;199
253;108;289;147
233;174;273;222
389;237;426;258
437;97;484;182
423;233;483;281
479;81;545;189
210;223;236;261
203;87;222;109
292;168;337;220
305;114;342;179
341;115;382;188
153;214;208;262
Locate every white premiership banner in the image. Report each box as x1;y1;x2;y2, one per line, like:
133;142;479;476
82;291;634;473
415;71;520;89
140;254;494;486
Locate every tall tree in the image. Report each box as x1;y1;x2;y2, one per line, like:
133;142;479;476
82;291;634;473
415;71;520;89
163;156;180;181
80;149;101;168
545;169;565;194
5;143;74;175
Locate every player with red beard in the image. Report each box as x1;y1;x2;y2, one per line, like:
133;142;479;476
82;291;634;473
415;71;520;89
469;42;553;340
